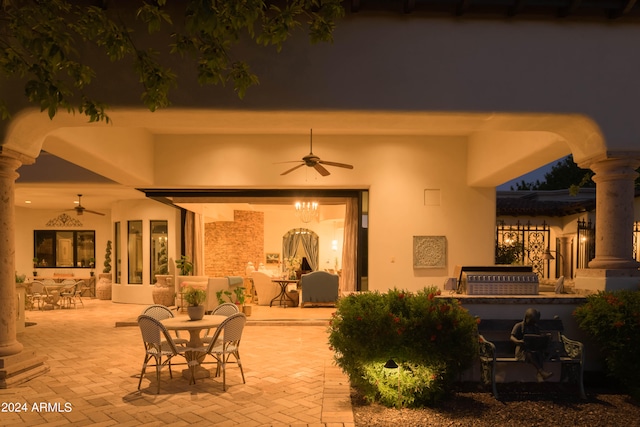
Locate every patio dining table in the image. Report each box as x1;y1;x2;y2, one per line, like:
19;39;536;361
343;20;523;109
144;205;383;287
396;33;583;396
161;315;227;380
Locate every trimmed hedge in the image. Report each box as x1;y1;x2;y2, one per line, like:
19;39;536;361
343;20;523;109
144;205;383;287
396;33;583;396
328;287;478;407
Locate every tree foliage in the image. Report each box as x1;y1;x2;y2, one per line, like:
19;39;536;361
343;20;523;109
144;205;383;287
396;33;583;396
0;0;345;122
510;155;594;193
511;155;640;193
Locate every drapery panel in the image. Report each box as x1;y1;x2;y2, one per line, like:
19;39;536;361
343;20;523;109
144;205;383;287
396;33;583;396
184;211;204;276
341;197;358;292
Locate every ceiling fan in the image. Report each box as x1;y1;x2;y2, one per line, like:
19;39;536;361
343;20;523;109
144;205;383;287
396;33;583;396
67;194;105;216
280;129;354;177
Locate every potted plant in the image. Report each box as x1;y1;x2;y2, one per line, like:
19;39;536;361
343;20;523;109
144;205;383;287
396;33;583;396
32;257;38;277
216;289;233;304
97;240;113;300
183;284;207;320
234;286;251;316
175;255;193;276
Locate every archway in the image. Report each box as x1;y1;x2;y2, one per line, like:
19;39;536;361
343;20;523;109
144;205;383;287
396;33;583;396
282;228;319;271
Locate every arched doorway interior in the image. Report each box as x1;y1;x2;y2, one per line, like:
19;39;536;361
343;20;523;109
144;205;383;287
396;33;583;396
282;228;319;271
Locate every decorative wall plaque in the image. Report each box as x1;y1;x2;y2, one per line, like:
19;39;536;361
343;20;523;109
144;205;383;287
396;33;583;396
45;213;83;227
413;236;447;269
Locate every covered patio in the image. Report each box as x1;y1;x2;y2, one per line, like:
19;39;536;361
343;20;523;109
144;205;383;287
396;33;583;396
8;299;352;426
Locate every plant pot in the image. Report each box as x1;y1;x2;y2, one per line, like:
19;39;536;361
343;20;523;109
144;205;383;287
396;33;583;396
152;275;175;306
96;273;112;300
187;305;205;321
242;305;252;316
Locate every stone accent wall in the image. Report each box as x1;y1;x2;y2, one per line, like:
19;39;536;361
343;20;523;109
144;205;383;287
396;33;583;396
205;210;264;277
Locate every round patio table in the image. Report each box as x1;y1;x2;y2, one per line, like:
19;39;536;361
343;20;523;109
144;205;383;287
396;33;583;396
161;315;227;380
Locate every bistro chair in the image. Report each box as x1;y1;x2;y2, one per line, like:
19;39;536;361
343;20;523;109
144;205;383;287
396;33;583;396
190;312;247;391
28;281;45;310
141;305;188;346
136;314;188;394
73;280;91;306
202;303;240;344
59;282;77;309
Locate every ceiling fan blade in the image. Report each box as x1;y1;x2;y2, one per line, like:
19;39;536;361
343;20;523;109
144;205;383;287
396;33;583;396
281;163;305;175
314;163;331;176
319;160;354;169
84;209;106;216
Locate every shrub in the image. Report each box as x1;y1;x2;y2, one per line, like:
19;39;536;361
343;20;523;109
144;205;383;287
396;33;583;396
574;290;640;399
328;287;478;407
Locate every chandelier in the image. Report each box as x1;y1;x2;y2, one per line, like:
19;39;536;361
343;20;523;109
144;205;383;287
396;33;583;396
295;201;319;223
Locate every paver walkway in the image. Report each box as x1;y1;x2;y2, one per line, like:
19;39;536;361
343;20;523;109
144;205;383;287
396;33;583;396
1;299;354;426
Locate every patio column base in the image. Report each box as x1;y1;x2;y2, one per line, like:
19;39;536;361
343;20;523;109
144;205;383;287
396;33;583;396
0;349;49;389
574;268;640;294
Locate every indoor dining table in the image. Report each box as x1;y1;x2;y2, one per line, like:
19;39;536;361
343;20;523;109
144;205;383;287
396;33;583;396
161;315;227;380
270;279;299;307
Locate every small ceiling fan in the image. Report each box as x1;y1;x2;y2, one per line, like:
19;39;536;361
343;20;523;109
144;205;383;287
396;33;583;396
67;194;105;216
280;129;354;177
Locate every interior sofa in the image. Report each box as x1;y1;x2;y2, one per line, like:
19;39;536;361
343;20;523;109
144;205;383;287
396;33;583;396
300;271;339;307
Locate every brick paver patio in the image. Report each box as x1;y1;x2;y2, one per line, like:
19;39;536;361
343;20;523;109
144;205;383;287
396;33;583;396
1;299;353;427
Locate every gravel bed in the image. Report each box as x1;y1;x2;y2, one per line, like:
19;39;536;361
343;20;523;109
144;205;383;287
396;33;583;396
352;382;640;427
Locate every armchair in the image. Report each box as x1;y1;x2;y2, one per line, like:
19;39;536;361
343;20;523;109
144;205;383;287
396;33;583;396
300;271;339;307
250;271;280;306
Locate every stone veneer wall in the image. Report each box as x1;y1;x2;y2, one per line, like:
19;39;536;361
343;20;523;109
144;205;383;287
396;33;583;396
204;210;264;277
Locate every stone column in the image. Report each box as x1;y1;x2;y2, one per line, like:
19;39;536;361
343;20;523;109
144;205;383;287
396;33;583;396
0;148;48;388
0;152;23;357
588;158;640;269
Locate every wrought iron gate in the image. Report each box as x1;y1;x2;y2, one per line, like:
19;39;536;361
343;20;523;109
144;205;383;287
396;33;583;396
577;219;595;269
495;220;551;279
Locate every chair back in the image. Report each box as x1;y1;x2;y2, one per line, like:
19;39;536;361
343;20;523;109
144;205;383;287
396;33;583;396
212;302;240;316
205;312;246;352
30;281;45;294
42;279;56;286
141;304;175;321
137;314;180;354
60;279;76;286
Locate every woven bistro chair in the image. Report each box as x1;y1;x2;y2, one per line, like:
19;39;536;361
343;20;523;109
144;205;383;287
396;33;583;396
189;312;247;391
59;281;77;309
202;303;240;344
73;280;91;306
28;281;45;310
141;305;188;346
136;314;188;394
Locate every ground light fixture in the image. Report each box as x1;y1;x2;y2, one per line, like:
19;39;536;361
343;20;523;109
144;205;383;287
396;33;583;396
384;358;401;408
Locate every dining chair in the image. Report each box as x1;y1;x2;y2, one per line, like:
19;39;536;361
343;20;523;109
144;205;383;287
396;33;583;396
190;312;247;391
136;314;188;394
28;281;45;310
73;280;89;307
141;305;188;346
59;282;77;309
202;303;240;344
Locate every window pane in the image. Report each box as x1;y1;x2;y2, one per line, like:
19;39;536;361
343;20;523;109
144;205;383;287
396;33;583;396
34;231;55;268
55;231;74;267
128;220;143;284
76;231;95;267
150;220;168;281
115;222;121;284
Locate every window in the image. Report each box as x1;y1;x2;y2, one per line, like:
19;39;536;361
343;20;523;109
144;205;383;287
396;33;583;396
150;220;168;280
128;220;143;284
115;222;121;284
33;230;95;268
